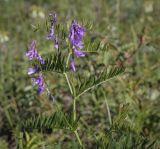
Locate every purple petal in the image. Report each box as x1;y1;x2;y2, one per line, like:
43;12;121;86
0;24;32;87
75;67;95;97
28;66;37;75
70;58;76;72
49;13;57;23
37;82;45;94
32;73;45;94
47;13;57;40
69;19;86;57
29;40;36;50
38;54;45;64
74;48;86;57
25;41;38;60
32;77;41;85
47;26;54;40
76;41;84;49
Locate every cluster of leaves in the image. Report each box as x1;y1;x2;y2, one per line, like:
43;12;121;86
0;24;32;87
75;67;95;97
34;52;68;73
76;66;125;96
20;111;79;132
94;104;158;149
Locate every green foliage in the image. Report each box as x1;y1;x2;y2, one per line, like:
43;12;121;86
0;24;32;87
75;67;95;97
81;18;93;30
95;129;157;149
0;139;8;149
36;52;68;73
56;23;67;41
94;104;158;149
76;66;125;97
20;111;79;132
17;132;43;149
83;38;107;53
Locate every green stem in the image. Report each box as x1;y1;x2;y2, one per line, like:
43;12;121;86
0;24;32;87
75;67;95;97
103;92;112;126
40;63;82;146
63;72;76;122
66;52;71;67
73;97;76;121
64;72;83;146
105;97;112;126
40;73;74;130
74;130;82;147
64;72;73;95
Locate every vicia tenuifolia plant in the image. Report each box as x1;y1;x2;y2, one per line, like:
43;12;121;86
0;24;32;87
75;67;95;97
21;12;125;147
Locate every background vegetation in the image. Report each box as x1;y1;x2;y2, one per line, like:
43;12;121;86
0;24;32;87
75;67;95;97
0;0;159;148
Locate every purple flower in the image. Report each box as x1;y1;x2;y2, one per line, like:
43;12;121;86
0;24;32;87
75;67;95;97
47;26;54;40
25;40;45;64
26;41;45;94
47;13;57;40
47;13;59;49
25;41;38;60
69;20;86;71
28;65;38;75
69;20;85;49
38;54;45;64
73;46;86;57
32;73;45;94
70;58;76;72
54;35;58;49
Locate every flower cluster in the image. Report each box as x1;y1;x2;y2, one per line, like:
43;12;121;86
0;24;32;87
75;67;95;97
32;73;45;94
25;40;45;64
69;20;86;71
26;13;87;93
25;40;45;94
47;13;59;49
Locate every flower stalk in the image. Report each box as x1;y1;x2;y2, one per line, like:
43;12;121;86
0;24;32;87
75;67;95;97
63;72;82;146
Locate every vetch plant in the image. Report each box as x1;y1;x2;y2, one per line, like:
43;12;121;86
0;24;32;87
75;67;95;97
21;12;125;147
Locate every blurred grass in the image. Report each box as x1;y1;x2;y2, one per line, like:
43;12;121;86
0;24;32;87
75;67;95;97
0;0;160;148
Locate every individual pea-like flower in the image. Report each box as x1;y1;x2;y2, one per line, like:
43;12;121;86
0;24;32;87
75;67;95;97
73;46;86;57
25;40;45;64
27;65;38;75
37;54;45;64
69;20;86;71
25;40;38;60
32;73;45;94
47;25;54;40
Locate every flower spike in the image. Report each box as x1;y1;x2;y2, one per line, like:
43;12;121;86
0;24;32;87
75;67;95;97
69;20;86;71
32;73;45;94
25;40;45;64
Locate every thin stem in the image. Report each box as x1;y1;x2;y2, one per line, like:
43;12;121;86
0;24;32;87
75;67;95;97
103;92;112;126
63;73;76;124
39;61;82;146
64;72;73;95
66;52;71;67
74;130;82;147
63;71;82;146
73;97;76;121
39;71;74;130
